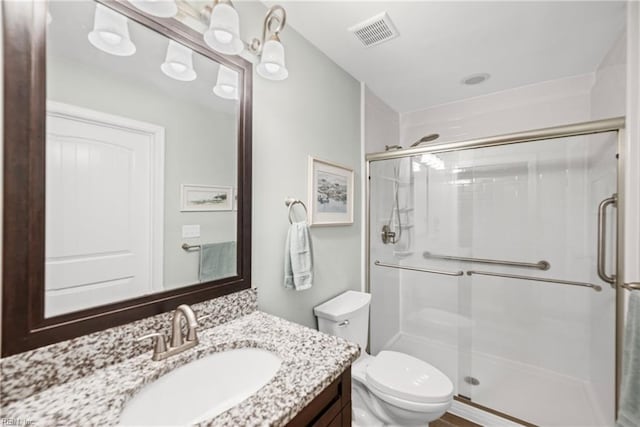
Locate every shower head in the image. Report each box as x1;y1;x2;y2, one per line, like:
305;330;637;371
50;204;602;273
385;145;403;151
411;133;440;147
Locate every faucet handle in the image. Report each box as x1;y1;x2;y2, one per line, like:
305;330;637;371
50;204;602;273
197;314;213;324
184;314;212;342
137;332;168;358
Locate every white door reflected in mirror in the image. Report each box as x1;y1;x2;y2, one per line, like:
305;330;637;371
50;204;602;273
45;0;240;317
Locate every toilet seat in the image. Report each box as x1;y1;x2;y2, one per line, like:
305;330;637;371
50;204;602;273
364;384;453;413
365;351;454;406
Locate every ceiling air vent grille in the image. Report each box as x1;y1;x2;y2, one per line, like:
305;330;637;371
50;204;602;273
348;12;399;48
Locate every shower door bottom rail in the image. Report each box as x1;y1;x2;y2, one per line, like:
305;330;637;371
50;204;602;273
374;260;464;277
466;270;602;292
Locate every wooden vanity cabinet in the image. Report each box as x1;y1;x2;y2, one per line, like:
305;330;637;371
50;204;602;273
286;367;352;427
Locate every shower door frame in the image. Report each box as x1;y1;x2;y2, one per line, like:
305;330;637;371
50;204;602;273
364;116;627;417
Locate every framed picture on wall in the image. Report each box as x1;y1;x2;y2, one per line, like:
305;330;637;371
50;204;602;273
180;184;233;212
308;156;354;226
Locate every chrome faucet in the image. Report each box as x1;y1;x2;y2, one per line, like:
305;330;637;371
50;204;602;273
137;304;210;361
171;304;199;348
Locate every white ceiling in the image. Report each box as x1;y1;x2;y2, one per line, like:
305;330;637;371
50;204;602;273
267;1;626;113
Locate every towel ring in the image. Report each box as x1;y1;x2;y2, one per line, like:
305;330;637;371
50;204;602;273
285;198;308;224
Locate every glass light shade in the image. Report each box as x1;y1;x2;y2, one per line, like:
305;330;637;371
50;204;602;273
203;3;243;55
257;38;288;81
213;65;239;100
88;4;136;56
129;0;178;18
161;40;197;81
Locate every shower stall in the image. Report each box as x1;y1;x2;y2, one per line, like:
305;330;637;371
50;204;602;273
366;118;626;426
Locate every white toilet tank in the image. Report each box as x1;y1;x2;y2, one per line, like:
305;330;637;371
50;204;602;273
314;291;371;350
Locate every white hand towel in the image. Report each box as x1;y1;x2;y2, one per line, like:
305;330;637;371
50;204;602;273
284;221;313;291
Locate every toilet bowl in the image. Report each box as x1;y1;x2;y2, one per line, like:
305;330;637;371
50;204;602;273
314;291;454;426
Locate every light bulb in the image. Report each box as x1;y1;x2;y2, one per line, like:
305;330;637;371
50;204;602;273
99;31;123;45
203;3;243;55
168;62;187;73
213;65;239;100
160;40;197;81
257;38;288;81
88;4;136;56
263;63;281;74
214;30;233;44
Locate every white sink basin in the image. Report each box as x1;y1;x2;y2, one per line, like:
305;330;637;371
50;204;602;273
119;348;282;426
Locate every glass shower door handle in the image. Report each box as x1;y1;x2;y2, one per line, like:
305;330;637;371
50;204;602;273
597;193;617;285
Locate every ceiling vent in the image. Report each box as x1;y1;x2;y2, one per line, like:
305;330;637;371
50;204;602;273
348;12;399;48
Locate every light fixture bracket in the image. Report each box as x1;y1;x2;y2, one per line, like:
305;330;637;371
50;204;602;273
248;5;286;56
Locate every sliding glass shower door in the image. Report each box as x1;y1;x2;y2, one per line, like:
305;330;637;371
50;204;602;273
368;131;618;426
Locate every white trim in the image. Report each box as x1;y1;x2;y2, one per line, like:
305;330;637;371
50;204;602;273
450;400;524;427
360;81;367;292
46;101;165;293
625;1;640;294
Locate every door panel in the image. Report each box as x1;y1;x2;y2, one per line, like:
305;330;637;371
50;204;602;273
45;106;156;317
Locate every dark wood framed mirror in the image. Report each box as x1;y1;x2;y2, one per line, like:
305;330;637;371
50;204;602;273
2;0;252;356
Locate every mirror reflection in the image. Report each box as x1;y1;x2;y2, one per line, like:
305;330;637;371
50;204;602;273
45;0;240;317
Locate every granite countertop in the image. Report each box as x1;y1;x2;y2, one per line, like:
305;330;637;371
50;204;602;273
2;311;360;426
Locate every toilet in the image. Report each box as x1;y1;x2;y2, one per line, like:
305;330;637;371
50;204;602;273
314;291;454;426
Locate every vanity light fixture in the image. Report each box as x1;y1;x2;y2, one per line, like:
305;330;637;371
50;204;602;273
88;4;136;56
161;40;197;81
129;0;178;18
250;6;289;81
204;0;244;55
213;65;239;100
183;1;290;81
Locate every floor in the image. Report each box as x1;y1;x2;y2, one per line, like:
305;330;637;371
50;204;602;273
432;413;481;427
386;333;612;426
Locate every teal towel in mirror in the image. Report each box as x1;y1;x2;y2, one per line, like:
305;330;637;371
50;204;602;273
617;291;640;427
199;241;236;283
284;221;313;291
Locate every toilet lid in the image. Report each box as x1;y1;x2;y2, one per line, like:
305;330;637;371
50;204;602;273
365;351;454;404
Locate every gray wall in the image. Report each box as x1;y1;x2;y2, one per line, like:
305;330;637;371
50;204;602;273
235;2;362;329
364;86;400;153
47;55;238;290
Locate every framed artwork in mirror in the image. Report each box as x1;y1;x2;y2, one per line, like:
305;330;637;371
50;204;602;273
181;185;233;212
